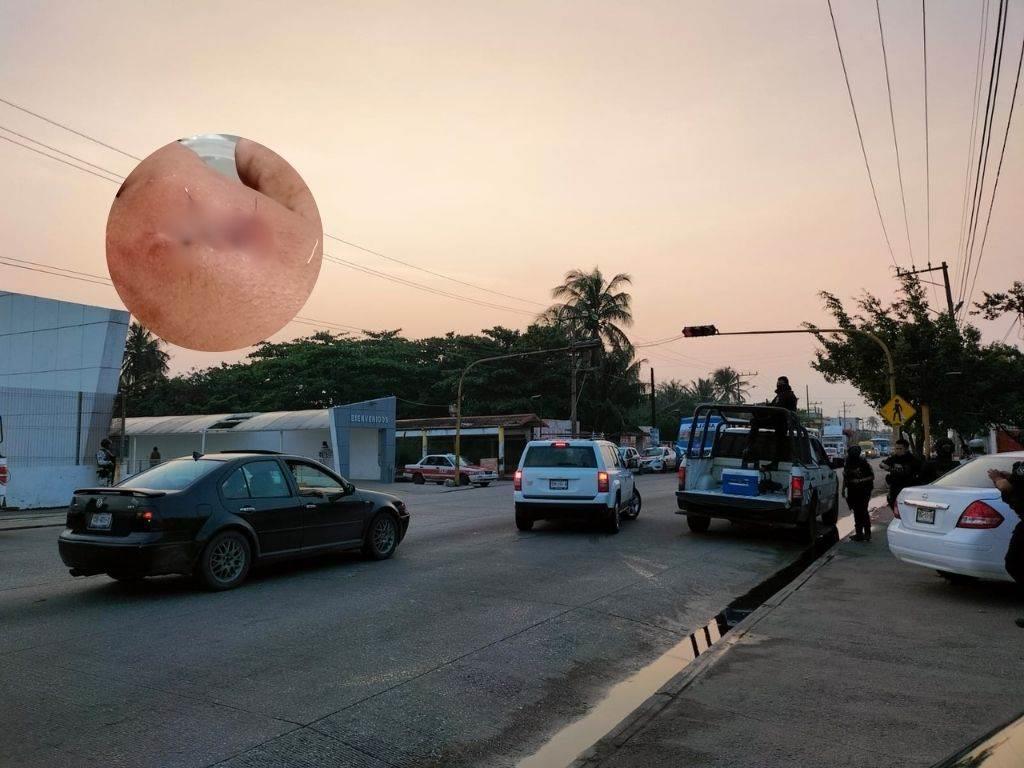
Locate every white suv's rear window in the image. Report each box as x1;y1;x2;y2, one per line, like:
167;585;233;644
523;446;598;468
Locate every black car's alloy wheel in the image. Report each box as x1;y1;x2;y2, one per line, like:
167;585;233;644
199;530;252;591
364;512;399;560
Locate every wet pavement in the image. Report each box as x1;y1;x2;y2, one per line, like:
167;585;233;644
573;504;1024;768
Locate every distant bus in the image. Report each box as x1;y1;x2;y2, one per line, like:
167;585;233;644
677;415;724;459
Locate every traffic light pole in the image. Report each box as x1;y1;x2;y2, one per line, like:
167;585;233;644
683;326;899;444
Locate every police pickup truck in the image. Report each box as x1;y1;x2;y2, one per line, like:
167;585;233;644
675;405;841;542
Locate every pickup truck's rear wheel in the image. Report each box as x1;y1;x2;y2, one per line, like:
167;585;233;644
802;495;819;544
687;514;711;533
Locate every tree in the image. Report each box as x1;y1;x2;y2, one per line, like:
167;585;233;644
809;274;1024;448
866;415;880;432
711;367;749;403
120;322;169;399
683;377;719;402
544;267;634;353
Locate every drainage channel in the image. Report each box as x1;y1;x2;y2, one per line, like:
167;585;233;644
518;513;856;768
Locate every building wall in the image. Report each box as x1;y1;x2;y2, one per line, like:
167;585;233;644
0;292;129;508
348;428;380;480
329;397;396;482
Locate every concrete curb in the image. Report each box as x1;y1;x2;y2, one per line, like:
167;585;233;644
570;535;847;767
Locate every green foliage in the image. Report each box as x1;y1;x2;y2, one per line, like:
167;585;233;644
120;322;169;399
809;275;1024;444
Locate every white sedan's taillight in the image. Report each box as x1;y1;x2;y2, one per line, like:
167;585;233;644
956;501;1004;529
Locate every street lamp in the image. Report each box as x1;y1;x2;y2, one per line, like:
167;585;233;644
680;324;899;443
454;339;600;480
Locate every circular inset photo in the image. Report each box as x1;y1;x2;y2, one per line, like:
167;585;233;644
106;134;323;351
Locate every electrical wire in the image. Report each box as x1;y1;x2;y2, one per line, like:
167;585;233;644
0;96;142;161
876;0;915;267
0;133;122;184
826;0;899;270
964;28;1023;315
954;0;992;294
958;0;1008;320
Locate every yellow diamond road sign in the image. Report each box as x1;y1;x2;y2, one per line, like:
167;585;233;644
881;395;915;426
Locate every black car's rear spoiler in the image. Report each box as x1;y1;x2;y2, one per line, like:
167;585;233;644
72;488;168;498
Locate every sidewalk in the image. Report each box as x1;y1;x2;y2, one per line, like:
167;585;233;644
575;508;1024;768
0;507;66;531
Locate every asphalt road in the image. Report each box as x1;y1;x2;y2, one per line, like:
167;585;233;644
2;473;822;768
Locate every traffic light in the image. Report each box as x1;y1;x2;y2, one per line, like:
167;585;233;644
682;325;719;338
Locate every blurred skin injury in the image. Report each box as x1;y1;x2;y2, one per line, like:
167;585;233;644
106;139;323;352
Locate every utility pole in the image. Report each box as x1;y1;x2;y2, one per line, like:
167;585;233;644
735;370;758;403
649;368;656;430
570;350;578;437
896;261;956;318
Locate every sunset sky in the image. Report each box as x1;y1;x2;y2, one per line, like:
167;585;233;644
1;0;1020;420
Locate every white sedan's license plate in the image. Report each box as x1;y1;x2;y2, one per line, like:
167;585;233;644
549;479;569;490
915;508;935;525
88;511;113;530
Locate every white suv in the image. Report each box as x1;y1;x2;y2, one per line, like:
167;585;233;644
513;439;641;534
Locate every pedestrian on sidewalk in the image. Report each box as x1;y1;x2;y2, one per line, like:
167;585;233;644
843;445;875;542
988;462;1024;628
149;446;161;468
880;438;920;510
318;440;333;465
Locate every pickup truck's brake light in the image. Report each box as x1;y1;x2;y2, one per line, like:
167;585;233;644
789;475;804;502
513;470;522;491
597;471;610;493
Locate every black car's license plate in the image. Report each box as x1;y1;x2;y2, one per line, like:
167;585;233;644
915;508;935;524
88;511;113;530
549;479;569;490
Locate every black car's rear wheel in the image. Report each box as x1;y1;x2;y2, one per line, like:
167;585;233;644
199;530;251;591
364;512;399;560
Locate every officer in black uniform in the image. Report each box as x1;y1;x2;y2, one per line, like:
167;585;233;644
919;437;960;484
743;376;799;469
880;438;921;509
988;462;1024;628
843;445;875;542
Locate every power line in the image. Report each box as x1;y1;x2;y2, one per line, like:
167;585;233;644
0;96;142;161
964;26;1024;315
958;0;1008;320
826;0;899;270
0;124;128;178
954;0;992;294
876;0;915;267
0;133;122;184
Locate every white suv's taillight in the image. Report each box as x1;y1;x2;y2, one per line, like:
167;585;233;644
514;470;522;491
956;501;1004;529
597;471;609;493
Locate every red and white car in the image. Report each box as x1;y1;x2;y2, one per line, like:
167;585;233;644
888;452;1023;583
404;454;498;487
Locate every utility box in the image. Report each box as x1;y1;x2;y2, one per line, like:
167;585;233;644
721;468;760;497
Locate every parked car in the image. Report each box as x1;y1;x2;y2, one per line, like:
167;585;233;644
676;405;840;543
617;446;640;469
58;451;410;590
403;454;498;486
513;439;640;533
638;446;677;473
887;451;1022;583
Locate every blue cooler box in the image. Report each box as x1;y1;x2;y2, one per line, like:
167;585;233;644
721;469;760;496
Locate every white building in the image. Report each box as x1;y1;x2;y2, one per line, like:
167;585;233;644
0;291;129;508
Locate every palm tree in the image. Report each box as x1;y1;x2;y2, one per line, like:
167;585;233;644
544;268;634;353
120;322;170;398
711;367;749;404
866;415;881;432
684;377;719;402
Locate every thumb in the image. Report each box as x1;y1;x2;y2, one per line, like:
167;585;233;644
234;138;321;228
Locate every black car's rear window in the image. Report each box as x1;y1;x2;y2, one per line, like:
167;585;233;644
523;446;598;468
119;459;223;491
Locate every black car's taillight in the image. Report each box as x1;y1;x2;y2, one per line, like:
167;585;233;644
132;507;161;531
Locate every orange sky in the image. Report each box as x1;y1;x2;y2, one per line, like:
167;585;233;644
1;0;1020;420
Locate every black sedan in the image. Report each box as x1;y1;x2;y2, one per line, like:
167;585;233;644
58;451;410;590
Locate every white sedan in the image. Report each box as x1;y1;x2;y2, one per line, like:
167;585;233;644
888;452;1023;583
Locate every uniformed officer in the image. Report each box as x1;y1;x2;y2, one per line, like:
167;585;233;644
843;445;875;542
988;462;1024;628
880;438;921;509
919;437;960;484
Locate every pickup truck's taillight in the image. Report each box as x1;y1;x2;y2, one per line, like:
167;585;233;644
513;470;522;491
677;464;686;488
597;471;610;493
789;475;804;502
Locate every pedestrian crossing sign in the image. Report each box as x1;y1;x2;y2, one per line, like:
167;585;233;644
880;395;915;426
